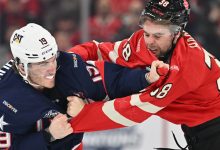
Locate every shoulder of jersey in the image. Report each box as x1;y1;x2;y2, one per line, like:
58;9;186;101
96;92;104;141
56;51;85;75
0;60;14;81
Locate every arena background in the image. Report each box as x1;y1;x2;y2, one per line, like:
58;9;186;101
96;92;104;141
0;0;220;149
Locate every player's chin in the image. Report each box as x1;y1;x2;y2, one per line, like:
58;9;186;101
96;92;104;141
44;80;55;89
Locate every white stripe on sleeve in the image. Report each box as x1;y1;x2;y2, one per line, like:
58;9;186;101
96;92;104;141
102;100;138;127
130;94;164;114
108;41;122;63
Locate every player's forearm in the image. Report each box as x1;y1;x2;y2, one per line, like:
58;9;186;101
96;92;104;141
105;67;150;99
68;40;122;63
69;101;124;132
70;96;152;133
96;60;169;99
92;61;149;100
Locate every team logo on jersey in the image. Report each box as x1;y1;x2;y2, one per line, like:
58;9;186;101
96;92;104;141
170;65;179;72
43;110;59;119
0;115;9;131
13;33;23;44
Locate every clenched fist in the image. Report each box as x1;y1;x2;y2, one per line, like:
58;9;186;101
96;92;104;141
67;96;86;117
146;60;169;83
48;113;73;140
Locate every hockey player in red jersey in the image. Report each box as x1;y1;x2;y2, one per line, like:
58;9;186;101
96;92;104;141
68;0;220;150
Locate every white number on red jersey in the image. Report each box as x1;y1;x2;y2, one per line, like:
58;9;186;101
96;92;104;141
159;0;170;7
203;48;220;91
150;84;172;99
122;43;131;61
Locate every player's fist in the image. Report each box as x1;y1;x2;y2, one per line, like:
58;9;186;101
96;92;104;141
146;60;169;83
67;96;85;117
48;113;73;140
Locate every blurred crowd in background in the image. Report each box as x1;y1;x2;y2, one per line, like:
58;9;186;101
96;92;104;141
0;0;220;67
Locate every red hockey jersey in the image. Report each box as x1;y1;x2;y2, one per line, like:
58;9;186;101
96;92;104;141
68;29;220;132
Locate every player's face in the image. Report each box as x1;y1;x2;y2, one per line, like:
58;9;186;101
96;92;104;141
142;20;175;58
28;56;57;89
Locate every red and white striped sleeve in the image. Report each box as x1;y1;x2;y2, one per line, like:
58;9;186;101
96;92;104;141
69;92;164;132
68;30;156;68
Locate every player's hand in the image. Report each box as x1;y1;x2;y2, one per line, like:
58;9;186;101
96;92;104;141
146;60;169;83
67;96;85;117
48;113;73;140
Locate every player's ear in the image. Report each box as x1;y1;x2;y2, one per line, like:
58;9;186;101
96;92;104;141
17;64;25;75
173;31;181;44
